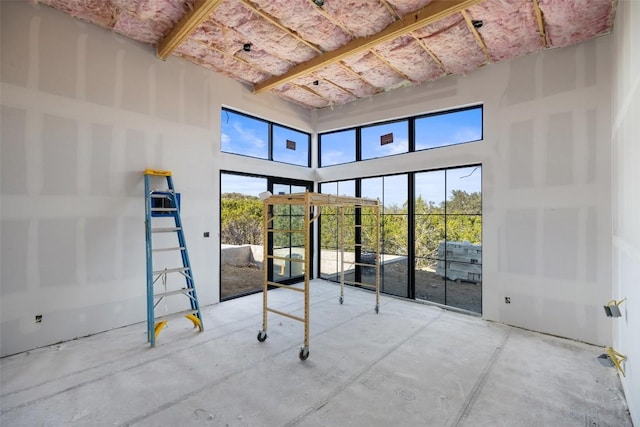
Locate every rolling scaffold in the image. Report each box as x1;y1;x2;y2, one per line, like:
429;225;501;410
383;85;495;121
256;191;381;360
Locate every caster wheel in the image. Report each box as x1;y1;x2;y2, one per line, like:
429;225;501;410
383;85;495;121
339;296;344;305
375;305;379;314
299;347;310;361
257;331;267;342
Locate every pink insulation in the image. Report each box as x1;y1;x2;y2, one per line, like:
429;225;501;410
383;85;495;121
322;1;394;38
374;34;444;82
112;12;163;44
175;39;269;83
236;50;292;76
187;20;292;76
385;0;435;18
415;14;487;75
343;51;406;88
37;0;192;44
37;0;116;27
466;0;543;61
291;74;356;105
213;0;318;63
539;0;614;48
40;0;617;109
248;0;352;51
314;63;379;98
272;83;331;109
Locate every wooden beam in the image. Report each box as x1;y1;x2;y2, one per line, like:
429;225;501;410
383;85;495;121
379;0;400;20
461;10;492;62
305;0;354;38
254;0;483;94
192;39;276;76
157;0;224;59
238;0;323;54
410;32;448;74
292;82;332;102
532;0;549;47
370;50;414;83
337;62;377;88
321;77;357;98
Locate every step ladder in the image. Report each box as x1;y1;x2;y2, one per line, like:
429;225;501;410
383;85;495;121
144;169;203;347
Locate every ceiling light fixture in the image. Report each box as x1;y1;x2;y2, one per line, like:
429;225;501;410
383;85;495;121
472;20;483;29
243;43;251;52
313;0;324;7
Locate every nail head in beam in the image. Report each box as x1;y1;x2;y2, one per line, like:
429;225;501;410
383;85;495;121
157;0;224;60
253;0;484;94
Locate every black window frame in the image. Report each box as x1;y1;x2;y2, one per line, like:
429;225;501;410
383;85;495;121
221;107;311;168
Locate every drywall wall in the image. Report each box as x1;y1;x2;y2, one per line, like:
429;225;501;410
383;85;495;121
316;35;613;346
612;0;640;424
0;2;314;356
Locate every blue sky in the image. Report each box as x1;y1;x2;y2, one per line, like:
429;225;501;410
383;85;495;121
221;109;309;166
221;106;482;204
320;106;482;166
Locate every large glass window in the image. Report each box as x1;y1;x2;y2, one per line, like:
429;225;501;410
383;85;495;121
220;172;312;300
319;129;356;167
361;120;409;161
221;108;311;167
318;105;482;167
272;125;310;167
271;183;309;282
319;165;481;313
414;106;483;151
414;166;482;313
220;173;267;300
361;175;409;298
221;109;268;160
319;180;355;281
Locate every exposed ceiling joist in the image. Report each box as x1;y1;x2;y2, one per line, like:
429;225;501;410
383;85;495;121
370;50;414;83
461;10;492;62
306;0;355;38
410;32;448;74
321;77;357;98
379;0;400;20
293;82;331;102
253;0;484;94
532;0;549;47
238;0;323;54
191;39;275;76
157;0;224;59
338;61;379;89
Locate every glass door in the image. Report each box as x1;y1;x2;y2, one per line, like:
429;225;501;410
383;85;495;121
220;173;311;301
270;182;311;283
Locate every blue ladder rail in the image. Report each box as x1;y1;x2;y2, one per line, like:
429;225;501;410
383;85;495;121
144;169;203;347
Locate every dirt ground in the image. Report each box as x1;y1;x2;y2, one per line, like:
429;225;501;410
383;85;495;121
220;264;264;299
221;261;481;313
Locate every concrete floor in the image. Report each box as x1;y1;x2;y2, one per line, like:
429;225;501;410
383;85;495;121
0;280;632;426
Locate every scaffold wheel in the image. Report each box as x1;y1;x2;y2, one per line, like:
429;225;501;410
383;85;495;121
299;346;309;361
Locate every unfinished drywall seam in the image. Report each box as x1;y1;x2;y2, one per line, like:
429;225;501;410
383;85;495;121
76;33;88;99
27;16;41;90
612;73;640;133
148;64;157;117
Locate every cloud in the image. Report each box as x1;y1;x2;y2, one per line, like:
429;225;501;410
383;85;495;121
233;122;266;149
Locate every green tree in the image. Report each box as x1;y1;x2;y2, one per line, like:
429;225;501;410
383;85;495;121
221;193;263;245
